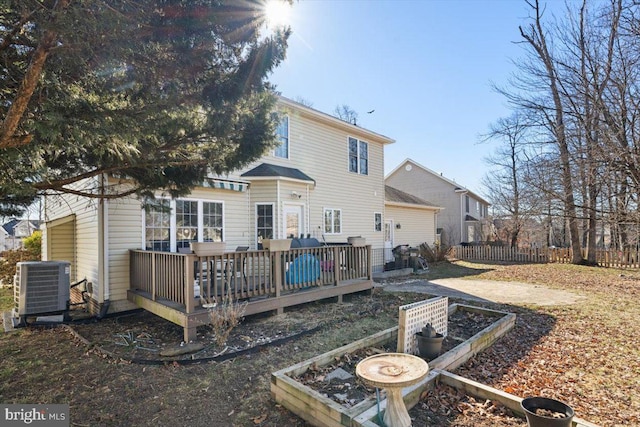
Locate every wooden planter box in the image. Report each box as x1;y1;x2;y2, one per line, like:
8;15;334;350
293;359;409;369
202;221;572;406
262;239;292;251
190;242;226;256
348;237;367;247
271;304;516;427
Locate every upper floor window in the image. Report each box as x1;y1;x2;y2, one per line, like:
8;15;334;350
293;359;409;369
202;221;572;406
274;116;289;158
465;195;470;213
348;137;368;175
323;208;342;234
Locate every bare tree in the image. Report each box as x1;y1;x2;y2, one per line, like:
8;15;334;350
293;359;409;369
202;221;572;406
333;104;359;125
515;0;584;263
482;113;532;247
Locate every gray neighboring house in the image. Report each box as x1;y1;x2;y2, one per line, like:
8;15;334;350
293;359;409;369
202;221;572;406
1;219;40;251
385;158;491;245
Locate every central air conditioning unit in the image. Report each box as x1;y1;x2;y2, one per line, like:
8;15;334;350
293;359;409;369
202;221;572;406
13;261;71;320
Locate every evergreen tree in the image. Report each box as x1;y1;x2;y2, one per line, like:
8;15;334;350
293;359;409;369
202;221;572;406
0;0;289;216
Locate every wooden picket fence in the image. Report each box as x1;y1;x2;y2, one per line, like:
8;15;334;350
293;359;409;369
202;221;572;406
452;245;640;269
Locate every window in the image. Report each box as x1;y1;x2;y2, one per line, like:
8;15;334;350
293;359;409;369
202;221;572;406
203;201;223;242
465;195;470;213
176;200;198;251
374;212;382;232
348;137;368;175
256;204;274;245
324;208;342;234
274;116;289;158
145;200;170;251
144;199;224;252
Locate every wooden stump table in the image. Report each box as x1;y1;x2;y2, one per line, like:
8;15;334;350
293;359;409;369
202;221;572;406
356;353;429;427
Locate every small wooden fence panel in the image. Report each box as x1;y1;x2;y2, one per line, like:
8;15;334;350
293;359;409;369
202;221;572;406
453;245;640;268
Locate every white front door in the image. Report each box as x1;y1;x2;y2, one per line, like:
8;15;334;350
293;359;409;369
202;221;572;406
384;220;394;262
283;205;304;239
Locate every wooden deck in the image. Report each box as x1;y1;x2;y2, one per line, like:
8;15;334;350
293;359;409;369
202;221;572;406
127;245;373;341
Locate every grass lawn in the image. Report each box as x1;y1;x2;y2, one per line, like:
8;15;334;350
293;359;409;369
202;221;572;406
0;287;12;311
0;261;638;426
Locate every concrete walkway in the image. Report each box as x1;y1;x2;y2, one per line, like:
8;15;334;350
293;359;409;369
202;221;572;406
376;277;585;306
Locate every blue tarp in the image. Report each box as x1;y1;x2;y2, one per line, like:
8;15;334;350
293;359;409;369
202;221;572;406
286;254;321;285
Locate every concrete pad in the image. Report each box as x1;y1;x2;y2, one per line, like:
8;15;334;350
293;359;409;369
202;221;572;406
378;277;585;306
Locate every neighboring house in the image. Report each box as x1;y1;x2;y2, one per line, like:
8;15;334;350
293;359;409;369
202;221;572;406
1;219;40;251
42;96;396;314
383;185;442;251
385;159;491;246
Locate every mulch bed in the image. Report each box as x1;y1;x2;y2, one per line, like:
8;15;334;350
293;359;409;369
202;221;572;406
68;293;392;362
409;383;526;426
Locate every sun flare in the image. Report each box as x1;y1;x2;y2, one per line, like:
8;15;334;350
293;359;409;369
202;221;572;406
264;0;291;28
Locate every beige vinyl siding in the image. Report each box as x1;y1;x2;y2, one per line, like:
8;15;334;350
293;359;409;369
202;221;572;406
384;205;437;247
46;216;76;281
237;106;387;249
43;178;100;295
107;196;143;304
387;161;462;244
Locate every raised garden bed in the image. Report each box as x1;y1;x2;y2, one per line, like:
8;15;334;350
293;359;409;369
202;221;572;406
270;303;516;427
356;370;598;427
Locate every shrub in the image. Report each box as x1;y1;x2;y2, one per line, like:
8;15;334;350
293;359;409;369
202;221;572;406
419;242;452;263
23;230;42;258
0;249;39;286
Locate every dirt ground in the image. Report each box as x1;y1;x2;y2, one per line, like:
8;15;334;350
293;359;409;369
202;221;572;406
1;261;639;426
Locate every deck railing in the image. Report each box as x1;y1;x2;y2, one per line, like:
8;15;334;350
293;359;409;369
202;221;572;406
129;244;372;314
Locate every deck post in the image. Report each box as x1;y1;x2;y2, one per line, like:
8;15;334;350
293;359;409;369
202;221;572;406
333;246;341;286
151;253;156;301
185;254;195;314
184;322;197;342
273;251;283;314
367;245;373;280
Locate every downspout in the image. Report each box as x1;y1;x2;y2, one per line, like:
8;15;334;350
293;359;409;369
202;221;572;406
98;174;110;318
306;184;310;237
460;192;465;243
276;180;281;238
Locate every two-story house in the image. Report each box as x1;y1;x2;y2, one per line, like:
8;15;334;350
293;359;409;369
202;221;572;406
385;158;491;246
1;219;40;252
41;96;396;315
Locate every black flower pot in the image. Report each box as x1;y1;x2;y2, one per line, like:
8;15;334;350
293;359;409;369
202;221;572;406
415;332;444;361
521;397;574;427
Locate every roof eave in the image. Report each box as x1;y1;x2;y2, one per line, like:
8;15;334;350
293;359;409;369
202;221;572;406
278;96;395;145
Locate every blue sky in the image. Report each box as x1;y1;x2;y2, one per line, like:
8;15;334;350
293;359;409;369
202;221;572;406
269;0;571;195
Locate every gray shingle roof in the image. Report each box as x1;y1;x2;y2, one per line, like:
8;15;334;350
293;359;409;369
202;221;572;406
385;185;437;207
241;163;315;183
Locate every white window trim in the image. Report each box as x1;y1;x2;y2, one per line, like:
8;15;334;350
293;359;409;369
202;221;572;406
142;198;225;252
374;212;382;232
274;115;290;159
323;207;342;235
348;136;369;175
255;202;275;247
